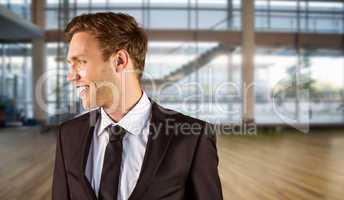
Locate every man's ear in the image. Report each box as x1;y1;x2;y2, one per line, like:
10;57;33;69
112;49;129;73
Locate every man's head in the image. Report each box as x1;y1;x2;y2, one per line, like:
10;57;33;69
65;12;147;110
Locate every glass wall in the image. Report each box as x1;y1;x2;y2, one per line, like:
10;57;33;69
0;0;31;20
255;47;344;124
1;0;344;125
44;0;344;33
307;50;344;123
255;0;344;33
0;44;32;122
45;0;242;30
145;42;242;124
42;0;344;125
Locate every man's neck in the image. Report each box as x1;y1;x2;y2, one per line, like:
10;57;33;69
103;85;143;122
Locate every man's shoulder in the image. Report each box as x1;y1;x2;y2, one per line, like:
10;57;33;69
60;111;89;127
154;104;218;156
153;103;214;137
58;108;98;134
153;103;205;124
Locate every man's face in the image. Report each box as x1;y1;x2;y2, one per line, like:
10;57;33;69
67;32;119;110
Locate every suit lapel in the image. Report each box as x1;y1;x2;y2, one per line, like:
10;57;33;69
128;102;174;200
71;102;173;200
74;108;100;200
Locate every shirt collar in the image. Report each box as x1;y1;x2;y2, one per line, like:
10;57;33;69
97;91;152;136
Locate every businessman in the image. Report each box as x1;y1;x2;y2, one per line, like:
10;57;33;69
52;12;223;200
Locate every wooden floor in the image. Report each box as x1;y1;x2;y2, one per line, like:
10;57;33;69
1;127;344;200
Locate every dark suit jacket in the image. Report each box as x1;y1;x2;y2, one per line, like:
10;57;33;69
52;101;223;200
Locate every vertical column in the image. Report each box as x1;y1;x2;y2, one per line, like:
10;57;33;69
295;0;301;122
0;45;5;97
241;0;255;125
227;49;233;122
342;1;344;122
227;0;233;28
32;0;46;124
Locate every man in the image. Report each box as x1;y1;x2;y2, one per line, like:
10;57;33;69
52;12;223;200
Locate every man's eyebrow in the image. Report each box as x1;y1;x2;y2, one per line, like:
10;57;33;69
66;55;85;63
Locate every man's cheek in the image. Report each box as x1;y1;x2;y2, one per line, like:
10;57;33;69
79;67;87;78
90;81;121;108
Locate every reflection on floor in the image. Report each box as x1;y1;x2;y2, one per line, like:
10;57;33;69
218;129;344;200
0;127;55;200
0;127;344;200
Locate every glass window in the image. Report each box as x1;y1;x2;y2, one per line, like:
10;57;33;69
255;48;300;124
149;10;188;29
255;47;344;124
197;10;226;30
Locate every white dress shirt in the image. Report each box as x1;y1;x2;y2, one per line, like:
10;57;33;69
85;92;152;200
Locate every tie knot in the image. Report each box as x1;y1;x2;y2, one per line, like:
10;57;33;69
108;125;126;142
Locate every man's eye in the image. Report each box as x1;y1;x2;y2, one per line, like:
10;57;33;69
79;60;87;64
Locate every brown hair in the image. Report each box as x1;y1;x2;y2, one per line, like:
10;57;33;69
64;12;148;78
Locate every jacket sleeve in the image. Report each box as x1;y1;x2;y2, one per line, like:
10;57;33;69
187;122;223;200
52;125;71;200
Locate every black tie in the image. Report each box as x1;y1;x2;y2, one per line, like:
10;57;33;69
99;125;126;200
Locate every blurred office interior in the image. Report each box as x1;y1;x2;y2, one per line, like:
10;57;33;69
0;0;344;199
